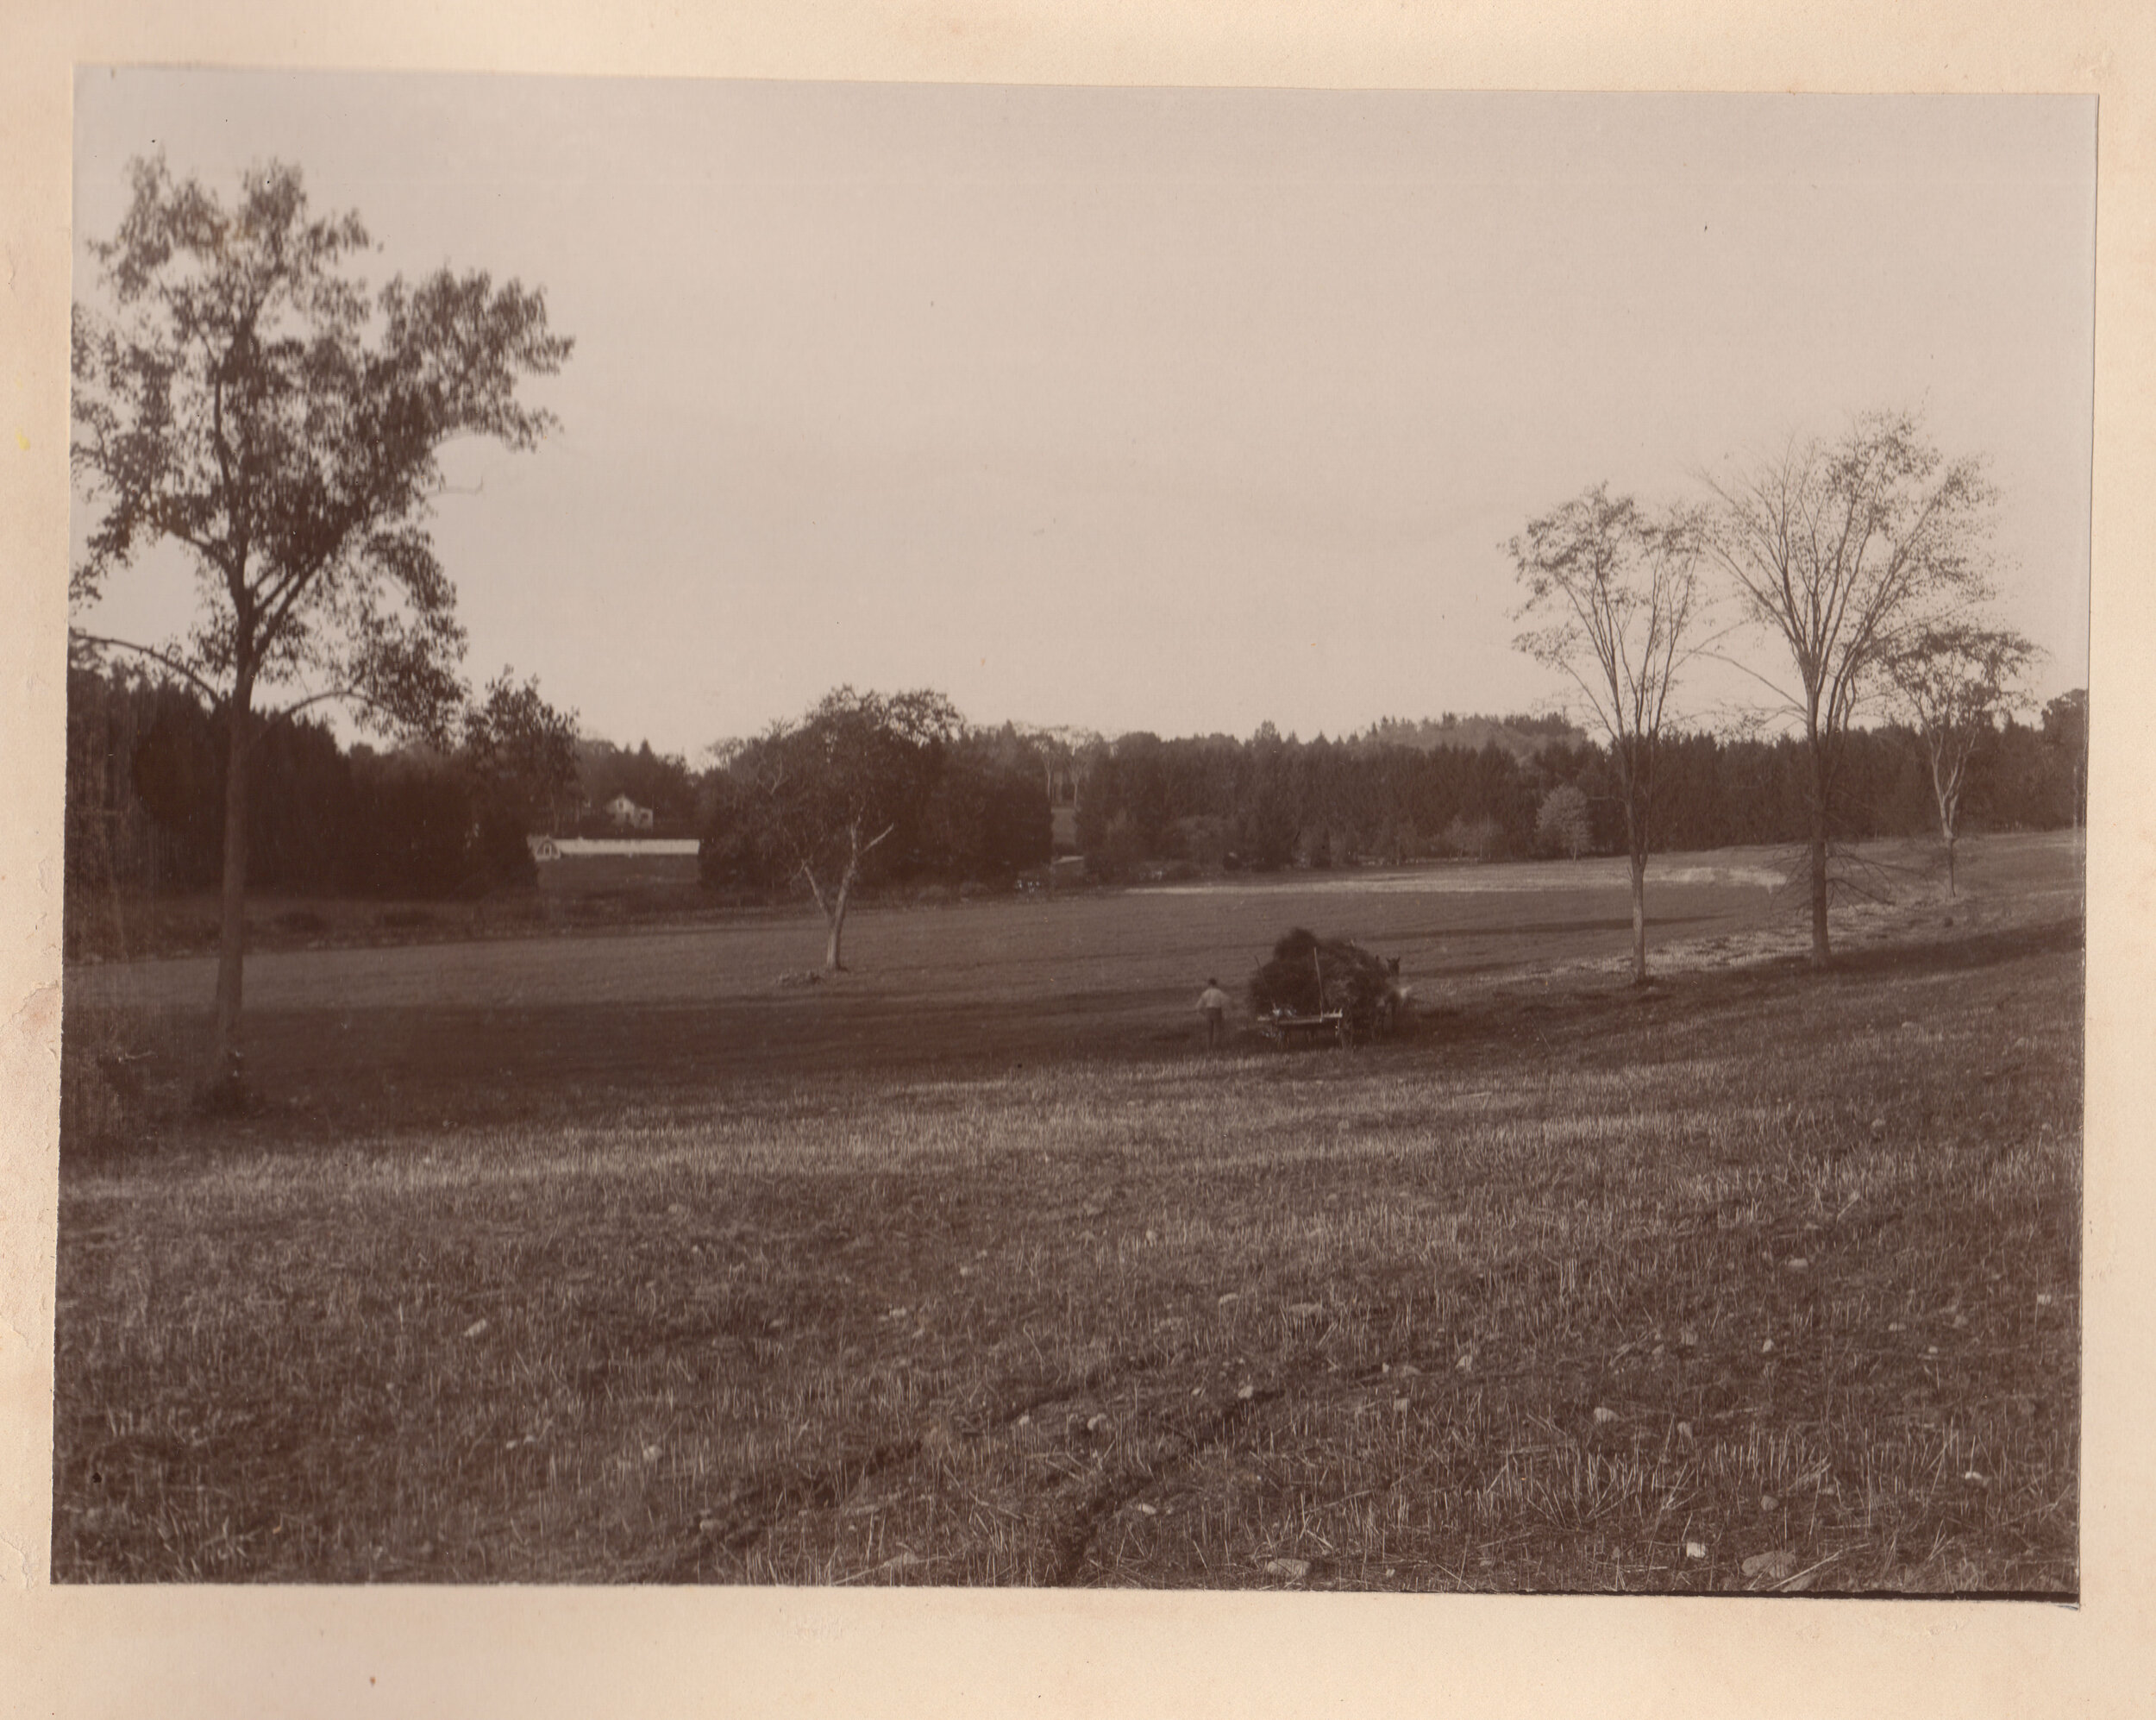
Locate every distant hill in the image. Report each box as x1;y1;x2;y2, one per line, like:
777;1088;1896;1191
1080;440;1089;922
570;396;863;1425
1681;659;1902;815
1054;714;1590;757
1343;713;1590;759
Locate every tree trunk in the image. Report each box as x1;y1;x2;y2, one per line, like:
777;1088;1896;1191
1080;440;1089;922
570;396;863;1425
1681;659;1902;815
1808;738;1832;964
824;869;852;971
1620;781;1650;986
1930;746;1960;901
210;684;252;1091
1629;845;1649;986
1808;826;1831;964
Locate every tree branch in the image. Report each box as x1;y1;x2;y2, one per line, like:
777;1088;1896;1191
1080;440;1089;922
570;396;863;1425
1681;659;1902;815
68;629;228;712
798;860;833;921
251;683;372;745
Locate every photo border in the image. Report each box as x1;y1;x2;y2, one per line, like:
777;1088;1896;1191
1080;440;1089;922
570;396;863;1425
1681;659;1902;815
3;4;2147;1715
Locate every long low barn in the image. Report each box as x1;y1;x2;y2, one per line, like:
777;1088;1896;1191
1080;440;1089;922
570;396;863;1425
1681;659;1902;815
527;837;702;860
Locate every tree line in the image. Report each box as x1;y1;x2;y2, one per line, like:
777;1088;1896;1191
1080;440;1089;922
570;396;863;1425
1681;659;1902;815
1063;704;2084;880
68;648;2084;929
65;662;581;905
64;665;1054;924
72;649;2082;900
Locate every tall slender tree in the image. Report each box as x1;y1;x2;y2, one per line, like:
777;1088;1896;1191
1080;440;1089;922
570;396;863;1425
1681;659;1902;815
1509;484;1707;983
1883;622;2039;896
70;155;571;1093
1702;411;1994;963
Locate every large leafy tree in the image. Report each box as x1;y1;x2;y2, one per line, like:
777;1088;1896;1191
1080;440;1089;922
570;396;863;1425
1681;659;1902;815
1509;484;1707;983
70;154;572;1091
1702;411;1993;963
1883;622;2039;897
704;688;963;970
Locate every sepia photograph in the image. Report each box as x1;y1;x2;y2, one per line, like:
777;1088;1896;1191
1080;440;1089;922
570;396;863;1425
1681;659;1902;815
51;71;2091;1597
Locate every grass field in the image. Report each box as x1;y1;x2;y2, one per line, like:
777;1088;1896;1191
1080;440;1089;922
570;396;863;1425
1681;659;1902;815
65;847;1823;1126
52;834;2082;1590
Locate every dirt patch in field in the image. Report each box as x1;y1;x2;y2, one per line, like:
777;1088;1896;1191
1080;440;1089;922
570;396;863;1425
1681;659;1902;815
1150;854;1786;898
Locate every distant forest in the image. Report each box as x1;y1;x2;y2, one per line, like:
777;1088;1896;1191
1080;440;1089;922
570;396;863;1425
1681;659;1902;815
1070;700;2084;880
64;664;2086;904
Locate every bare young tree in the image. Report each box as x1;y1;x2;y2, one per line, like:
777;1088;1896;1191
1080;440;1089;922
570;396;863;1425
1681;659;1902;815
1702;411;1995;962
1883;622;2039;897
69;155;571;1095
1509;484;1706;983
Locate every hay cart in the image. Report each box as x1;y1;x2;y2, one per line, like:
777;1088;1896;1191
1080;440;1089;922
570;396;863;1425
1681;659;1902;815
1257;1008;1351;1050
1248;929;1403;1050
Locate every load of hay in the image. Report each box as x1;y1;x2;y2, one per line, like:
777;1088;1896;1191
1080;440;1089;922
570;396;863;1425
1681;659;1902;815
1246;929;1410;1040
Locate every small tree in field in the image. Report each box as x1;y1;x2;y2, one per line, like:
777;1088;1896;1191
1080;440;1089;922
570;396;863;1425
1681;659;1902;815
1442;814;1505;863
1535;782;1593;859
70;155;570;1094
1702;411;1993;963
705;687;962;970
1883;622;2038;896
1509;484;1705;983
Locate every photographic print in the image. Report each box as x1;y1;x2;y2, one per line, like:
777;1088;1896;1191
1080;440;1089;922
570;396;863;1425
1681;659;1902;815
55;72;2091;1592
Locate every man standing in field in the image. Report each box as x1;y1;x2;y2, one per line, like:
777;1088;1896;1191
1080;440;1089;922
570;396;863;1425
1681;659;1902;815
1197;977;1232;1049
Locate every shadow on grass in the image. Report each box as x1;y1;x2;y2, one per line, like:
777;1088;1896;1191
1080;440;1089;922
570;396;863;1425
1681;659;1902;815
1788;913;2084;979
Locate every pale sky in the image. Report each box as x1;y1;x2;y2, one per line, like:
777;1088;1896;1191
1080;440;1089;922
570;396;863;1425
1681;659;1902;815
72;74;2095;758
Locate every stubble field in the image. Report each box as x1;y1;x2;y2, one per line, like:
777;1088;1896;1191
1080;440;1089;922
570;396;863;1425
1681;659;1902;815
51;835;2083;1591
